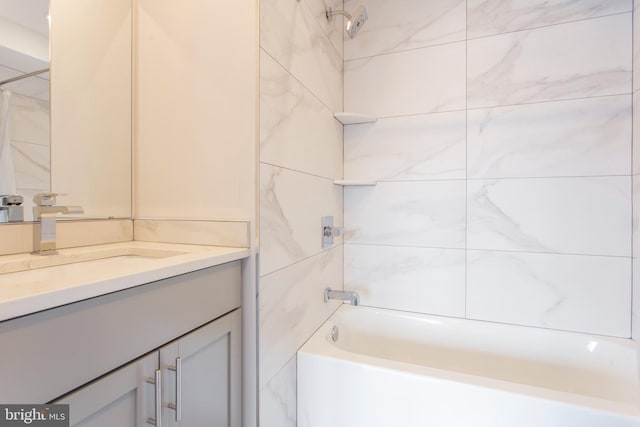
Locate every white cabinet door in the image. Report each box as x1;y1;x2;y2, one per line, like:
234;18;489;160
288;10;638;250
160;309;241;427
56;352;159;427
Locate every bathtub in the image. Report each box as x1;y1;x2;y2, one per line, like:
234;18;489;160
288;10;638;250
298;305;640;427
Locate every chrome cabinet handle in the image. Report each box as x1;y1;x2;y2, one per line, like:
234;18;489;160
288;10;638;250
167;357;182;421
145;370;162;427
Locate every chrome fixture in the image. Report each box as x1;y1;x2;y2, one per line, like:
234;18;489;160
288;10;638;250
0;194;23;222
145;370;162;426
326;5;368;38
330;325;339;342
324;287;360;306
33;193;84;255
322;216;344;249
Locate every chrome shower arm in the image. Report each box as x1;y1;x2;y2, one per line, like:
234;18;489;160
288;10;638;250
326;7;352;20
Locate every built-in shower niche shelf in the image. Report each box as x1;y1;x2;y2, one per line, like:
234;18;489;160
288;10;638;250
334;112;377;125
334;180;377;186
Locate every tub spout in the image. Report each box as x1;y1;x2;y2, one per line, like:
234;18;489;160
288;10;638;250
324;287;360;306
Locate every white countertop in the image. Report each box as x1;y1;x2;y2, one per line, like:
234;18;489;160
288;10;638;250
0;241;249;322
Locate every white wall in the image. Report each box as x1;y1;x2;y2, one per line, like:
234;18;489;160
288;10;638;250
134;0;257;221
258;0;344;425
344;0;633;338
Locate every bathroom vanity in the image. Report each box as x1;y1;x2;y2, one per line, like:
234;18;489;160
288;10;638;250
0;243;247;426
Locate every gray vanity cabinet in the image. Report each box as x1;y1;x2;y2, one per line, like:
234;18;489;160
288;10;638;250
160;309;241;427
56;309;241;427
0;261;243;427
56;352;158;426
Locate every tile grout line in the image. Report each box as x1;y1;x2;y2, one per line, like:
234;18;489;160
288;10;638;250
344;11;631;63
632;4;636;339
465;10;631;42
629;1;640;338
259;245;342;279
464;0;469;319
260;47;341;116
367;93;632;122
260;161;338;182
344;241;634;260
336;175;632;183
342;0;347;297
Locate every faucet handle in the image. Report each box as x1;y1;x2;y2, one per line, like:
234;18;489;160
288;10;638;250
1;195;23;206
33;193;67;206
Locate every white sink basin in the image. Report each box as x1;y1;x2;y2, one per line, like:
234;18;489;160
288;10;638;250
0;245;189;275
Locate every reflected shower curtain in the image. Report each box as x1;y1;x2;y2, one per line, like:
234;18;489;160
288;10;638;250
0;90;16;195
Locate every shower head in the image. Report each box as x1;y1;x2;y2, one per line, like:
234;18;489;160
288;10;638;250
345;6;368;38
326;5;369;39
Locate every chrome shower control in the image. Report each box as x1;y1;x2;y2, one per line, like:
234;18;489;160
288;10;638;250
321;216;344;248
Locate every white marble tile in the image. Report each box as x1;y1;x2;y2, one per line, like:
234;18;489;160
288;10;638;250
10;94;50;147
57;219;134;249
11;141;50;190
468;0;630;39
133;219;249;248
260;0;343;112
259;246;342;387
467;250;631;337
260;51;343;180
634;91;640;175
0;221;35;255
344;41;466;117
467;177;631;256
344;111;466;181
634;6;640;92
468;14;632;109
260;356;296;427
344;244;465;317
468;95;632;178
343;0;465;60
344;181;466;248
0;219;134;256
304;0;344;58
260;164;343;276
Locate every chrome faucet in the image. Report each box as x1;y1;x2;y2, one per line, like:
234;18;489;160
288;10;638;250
33;193;84;255
324;287;360;306
0;194;24;223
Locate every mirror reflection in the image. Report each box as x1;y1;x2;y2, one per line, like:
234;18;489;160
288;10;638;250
0;0;132;223
0;0;50;222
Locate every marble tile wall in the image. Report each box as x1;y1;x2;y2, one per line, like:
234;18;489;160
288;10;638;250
344;0;634;338
258;0;344;424
633;0;639;343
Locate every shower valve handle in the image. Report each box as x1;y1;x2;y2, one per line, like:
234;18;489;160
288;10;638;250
323;226;344;238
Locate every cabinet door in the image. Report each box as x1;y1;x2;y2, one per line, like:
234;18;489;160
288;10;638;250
55;352;159;427
161;309;241;427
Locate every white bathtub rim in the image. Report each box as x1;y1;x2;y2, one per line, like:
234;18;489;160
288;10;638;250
337;303;637;342
299;306;640;420
299;348;640;420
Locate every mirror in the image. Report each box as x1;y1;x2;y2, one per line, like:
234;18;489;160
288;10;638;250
0;0;131;222
0;0;50;221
